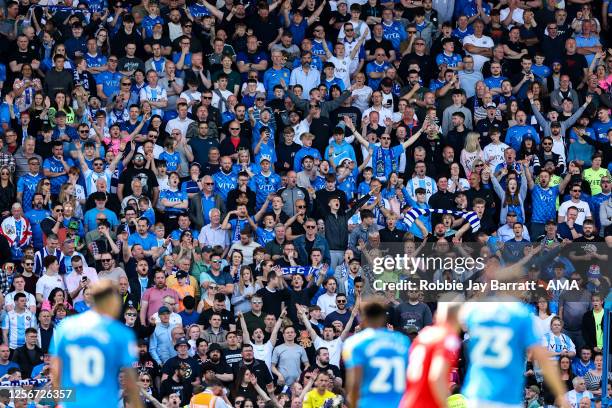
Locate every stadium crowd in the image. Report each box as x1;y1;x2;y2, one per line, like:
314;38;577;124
0;0;608;405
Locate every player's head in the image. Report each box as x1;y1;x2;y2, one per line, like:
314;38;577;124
359;298;388;329
90;280;121;318
435;293;464;330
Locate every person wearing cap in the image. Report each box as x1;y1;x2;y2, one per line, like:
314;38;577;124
149;305;178;365
293;133;323;172
83;192;119;232
161;336;201;386
496;212;531;242
168;270;195;312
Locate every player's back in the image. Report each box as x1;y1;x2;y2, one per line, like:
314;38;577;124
50;310;137;408
342;328;410;408
400;325;461;408
462;301;540;406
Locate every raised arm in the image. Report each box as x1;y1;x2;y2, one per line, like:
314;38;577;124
201;1;224;20
339;299;359;341
298;304;320;341
344;115;369;148
349;28;369;61
238;311;251;344
306;0;326;25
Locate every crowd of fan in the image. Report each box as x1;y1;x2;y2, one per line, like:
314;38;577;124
0;0;608;406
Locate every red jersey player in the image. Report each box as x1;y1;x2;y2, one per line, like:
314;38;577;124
399;300;462;408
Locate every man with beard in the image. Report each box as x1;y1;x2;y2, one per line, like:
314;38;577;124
117;153;159;206
133;339;161;383
570;219;606;281
162;337;201;386
300;303;357;367
127;259;154;302
393;289;433;332
212;157;237;202
160;362;193;406
231;342;274;390
140;270;180;325
202;344;234;384
307;347;342;384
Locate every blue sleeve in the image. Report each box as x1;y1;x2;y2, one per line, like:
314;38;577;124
343;338;364;368
118;325;137;368
16;178;24;193
523;311;540;349
393;145;405;156
0;104;10;125
365;63;374;76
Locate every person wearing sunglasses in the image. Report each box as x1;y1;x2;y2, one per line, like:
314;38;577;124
558;183;592;227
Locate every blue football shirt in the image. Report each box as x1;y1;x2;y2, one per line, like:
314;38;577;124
343;328;410;408
462;301;540;405
50;310;137;408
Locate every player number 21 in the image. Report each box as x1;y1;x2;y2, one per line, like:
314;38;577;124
65;345;105;386
369;357;405;393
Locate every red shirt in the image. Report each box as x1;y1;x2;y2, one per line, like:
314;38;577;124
399;325;461;408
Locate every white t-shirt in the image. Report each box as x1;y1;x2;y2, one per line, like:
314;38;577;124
251;341;274;371
558;200;591;225
351;86;373;112
313;336;343;367
499;7;525;26
328;56;352;90
211;89;233;113
5;291;36;310
165;117;194;138
483;142;509;168
35;274;66;300
316;293;338;318
462;34;494;72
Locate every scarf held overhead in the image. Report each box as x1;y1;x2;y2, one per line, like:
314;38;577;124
402;209;481;232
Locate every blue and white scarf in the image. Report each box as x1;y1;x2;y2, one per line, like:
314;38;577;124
402;209;481;232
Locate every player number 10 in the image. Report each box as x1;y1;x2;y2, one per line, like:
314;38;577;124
65;345;105;386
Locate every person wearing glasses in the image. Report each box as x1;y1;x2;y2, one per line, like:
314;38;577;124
558;184;592;227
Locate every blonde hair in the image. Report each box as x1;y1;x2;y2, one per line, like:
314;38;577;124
464;132;481;153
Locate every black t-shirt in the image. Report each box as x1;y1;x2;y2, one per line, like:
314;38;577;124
197;308;236;331
365;38;394;58
562;53;588;87
160;377;193;405
162;356;202;383
117;56;145;73
118;166;159;198
9;49;35;66
133;354;161;379
224;348;243;369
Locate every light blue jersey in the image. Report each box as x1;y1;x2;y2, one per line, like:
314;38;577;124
342;328;410;408
462;301;540;406
50;310;137;408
